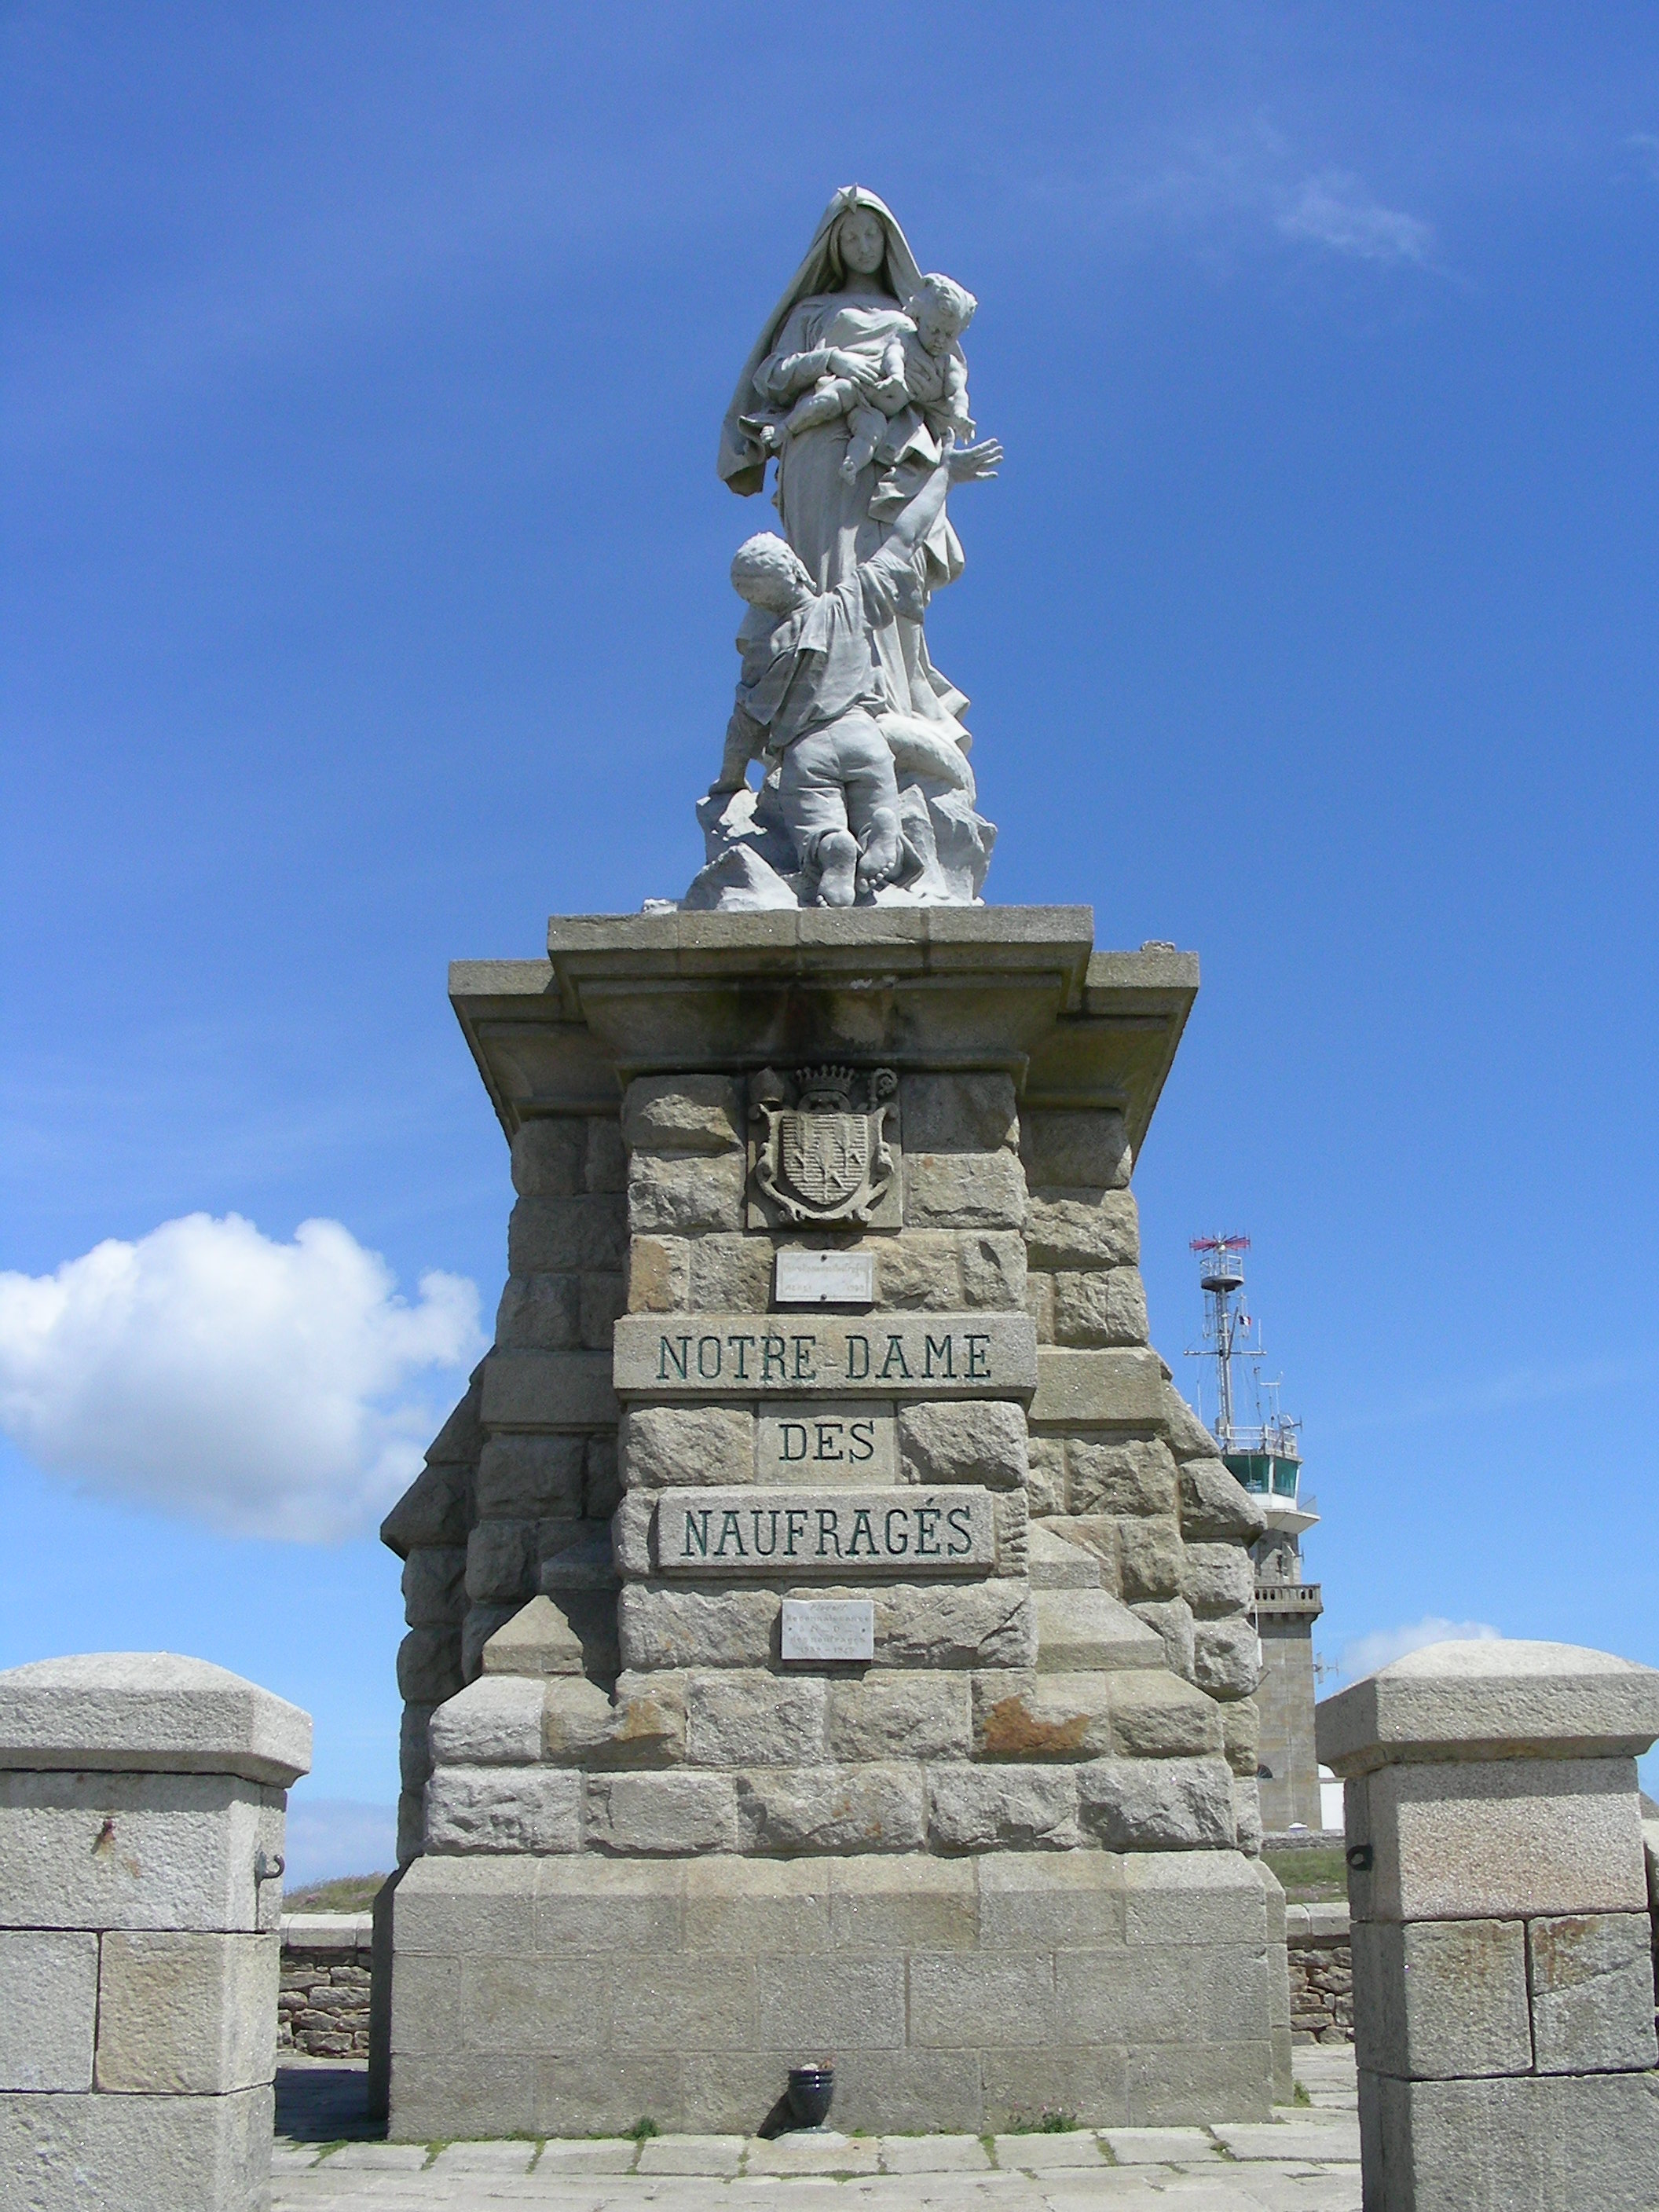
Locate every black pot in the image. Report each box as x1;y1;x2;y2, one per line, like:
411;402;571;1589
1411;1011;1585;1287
786;2065;835;2129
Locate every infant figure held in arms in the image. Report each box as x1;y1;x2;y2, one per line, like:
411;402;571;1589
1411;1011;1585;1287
745;271;979;487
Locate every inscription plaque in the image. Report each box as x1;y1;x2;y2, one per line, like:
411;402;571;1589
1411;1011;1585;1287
613;1312;1037;1398
782;1599;875;1662
774;1249;875;1306
756;1400;895;1483
654;1485;997;1575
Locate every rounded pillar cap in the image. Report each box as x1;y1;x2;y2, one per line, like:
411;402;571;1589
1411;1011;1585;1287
0;1650;312;1786
1315;1638;1659;1778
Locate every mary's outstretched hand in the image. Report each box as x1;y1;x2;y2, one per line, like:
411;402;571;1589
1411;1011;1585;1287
947;438;1004;484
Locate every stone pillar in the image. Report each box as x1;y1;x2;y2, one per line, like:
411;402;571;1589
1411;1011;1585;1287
0;1652;310;2212
1254;1580;1324;1834
1254;1859;1295;2100
1317;1639;1659;2212
386;910;1281;2139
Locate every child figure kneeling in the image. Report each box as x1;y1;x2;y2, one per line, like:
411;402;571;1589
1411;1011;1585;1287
712;461;957;906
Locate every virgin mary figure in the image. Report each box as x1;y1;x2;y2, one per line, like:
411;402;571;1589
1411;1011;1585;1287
717;185;974;751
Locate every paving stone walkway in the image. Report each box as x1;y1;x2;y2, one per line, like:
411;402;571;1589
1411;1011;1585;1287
273;2050;1361;2210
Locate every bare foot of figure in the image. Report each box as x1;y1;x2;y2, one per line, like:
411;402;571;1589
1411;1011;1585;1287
856;811;903;892
816;830;859;907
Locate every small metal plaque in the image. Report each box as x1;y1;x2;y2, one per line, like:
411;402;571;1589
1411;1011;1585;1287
781;1598;875;1663
775;1249;875;1306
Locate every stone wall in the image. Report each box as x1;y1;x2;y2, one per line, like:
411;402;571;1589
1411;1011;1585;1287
278;1915;372;2059
389;1847;1280;2140
1286;1904;1353;2044
292;1896;1373;2069
383;1110;626;1866
394;1062;1271;1875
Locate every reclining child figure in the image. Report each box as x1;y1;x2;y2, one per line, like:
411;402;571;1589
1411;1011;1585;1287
709;449;998;907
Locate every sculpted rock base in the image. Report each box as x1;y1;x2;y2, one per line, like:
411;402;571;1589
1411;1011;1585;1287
686;772;997;914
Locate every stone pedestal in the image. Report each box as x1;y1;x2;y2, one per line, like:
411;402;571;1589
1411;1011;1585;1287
383;908;1282;2137
1318;1639;1659;2212
0;1652;311;2212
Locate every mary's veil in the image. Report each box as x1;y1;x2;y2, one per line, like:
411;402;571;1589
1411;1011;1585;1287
716;185;925;498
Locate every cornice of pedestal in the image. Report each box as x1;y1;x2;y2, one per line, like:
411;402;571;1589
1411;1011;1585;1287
448;907;1199;1155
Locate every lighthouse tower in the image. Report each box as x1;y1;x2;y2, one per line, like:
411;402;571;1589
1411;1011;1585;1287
1186;1236;1324;1833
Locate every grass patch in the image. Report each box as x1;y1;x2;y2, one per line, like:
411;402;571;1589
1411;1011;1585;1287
628;2116;659;2142
284;1872;390;1912
1263;1847;1348;1904
1293;2081;1312;2106
1002;2108;1078;2133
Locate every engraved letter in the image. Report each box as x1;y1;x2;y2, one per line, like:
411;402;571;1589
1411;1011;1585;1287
682;1509;711;1558
946;1503;972;1555
815;1421;844;1461
848;1419;874;1462
965;1333;991;1379
793;1335;817;1382
884;1507;910;1556
924;1334;954;1379
916;1505;941;1557
727;1334;756;1381
846;1334;871;1380
878;1335;912;1380
714;1510;747;1558
781;1423;808;1462
697;1335;723;1379
659;1336;691;1381
785;1507;808;1556
816;1507;842;1557
848;1508;878;1558
752;1508;781;1558
762;1335;788;1382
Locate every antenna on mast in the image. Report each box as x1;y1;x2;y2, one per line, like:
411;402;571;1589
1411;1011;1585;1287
1188;1233;1251;1447
1183;1232;1328;1839
1184;1233;1301;1471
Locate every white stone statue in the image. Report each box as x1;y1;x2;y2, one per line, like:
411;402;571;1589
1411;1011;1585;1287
683;187;1003;912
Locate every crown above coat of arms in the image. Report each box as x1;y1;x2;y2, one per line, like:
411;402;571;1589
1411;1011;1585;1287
749;1064;899;1227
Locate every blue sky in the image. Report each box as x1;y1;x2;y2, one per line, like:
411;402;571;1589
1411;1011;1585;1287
4;5;1657;1871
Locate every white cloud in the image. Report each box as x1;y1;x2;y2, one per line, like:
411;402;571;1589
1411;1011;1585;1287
1079;126;1435;273
283;1796;397;1891
0;1214;483;1542
1324;1355;1636;1439
1339;1615;1502;1680
1277;170;1434;263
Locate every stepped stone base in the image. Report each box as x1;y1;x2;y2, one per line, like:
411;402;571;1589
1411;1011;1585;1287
387;1848;1275;2139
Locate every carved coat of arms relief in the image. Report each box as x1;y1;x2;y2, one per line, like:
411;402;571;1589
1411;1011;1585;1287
748;1065;901;1229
